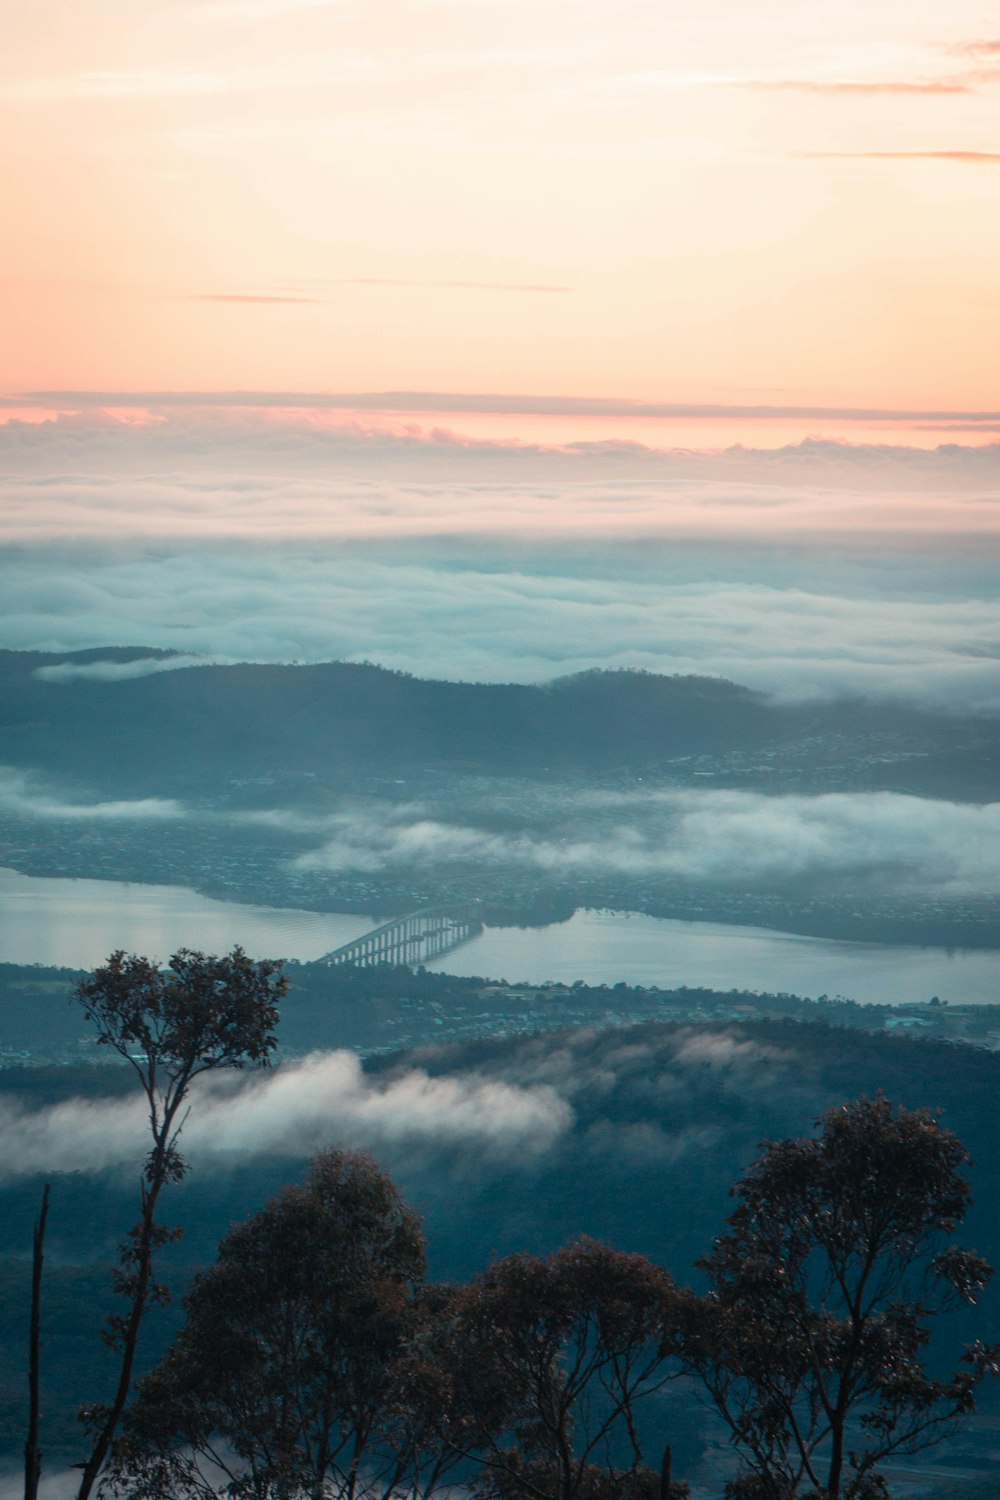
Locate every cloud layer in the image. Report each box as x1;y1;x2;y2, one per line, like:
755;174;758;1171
33;654;217;683
6;769;1000;901
2;411;999;710
0;1050;573;1180
5;543;1000;711
0;766;182;822
292;790;1000;897
5;412;1000;542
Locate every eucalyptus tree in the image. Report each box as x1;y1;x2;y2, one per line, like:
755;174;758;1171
442;1238;692;1500
110;1150;454;1500
689;1095;997;1500
72;946;286;1500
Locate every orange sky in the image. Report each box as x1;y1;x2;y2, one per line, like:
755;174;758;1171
2;0;999;438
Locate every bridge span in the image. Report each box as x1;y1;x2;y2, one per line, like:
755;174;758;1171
320;905;483;968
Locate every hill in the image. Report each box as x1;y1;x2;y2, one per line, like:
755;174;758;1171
0;1017;998;1475
0;649;995;801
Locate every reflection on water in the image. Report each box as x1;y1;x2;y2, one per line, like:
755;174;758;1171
0;867;996;1008
432;910;999;1008
0;867;373;968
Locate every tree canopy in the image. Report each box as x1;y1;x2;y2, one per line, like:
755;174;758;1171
28;1037;993;1500
114;1150;434;1500
444;1239;691;1500
689;1095;998;1500
72;947;286;1500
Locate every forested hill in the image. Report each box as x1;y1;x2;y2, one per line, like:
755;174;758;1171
0;1019;999;1465
0;648;991;798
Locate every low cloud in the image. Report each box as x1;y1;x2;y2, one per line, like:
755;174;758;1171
1;411;999;712
34;654;217;683
2;410;999;567
11;465;1000;542
483;1025;788;1100
672;1029;785;1072
445;1025;803;1165
0;766;182;822
5;411;1000;533
292;790;1000;898
0;1050;573;1180
10;769;1000;906
3;541;1000;712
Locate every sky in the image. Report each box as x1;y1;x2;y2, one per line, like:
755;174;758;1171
2;0;1000;419
1;0;999;704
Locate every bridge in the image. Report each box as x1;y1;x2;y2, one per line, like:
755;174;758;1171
320;905;483;968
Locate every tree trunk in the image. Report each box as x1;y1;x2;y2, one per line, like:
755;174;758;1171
24;1184;50;1500
827;1413;845;1500
76;1140;171;1500
658;1444;672;1500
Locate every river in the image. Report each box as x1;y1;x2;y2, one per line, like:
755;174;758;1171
433;909;999;1007
0;866;996;1007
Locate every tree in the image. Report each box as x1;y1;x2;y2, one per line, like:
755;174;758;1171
112;1149;448;1500
72;947;286;1500
24;1183;50;1500
688;1095;998;1500
441;1239;691;1500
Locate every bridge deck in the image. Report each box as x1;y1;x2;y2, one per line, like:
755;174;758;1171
320;905;483;968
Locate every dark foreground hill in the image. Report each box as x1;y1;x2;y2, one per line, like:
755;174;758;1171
0;647;994;799
0;1018;998;1467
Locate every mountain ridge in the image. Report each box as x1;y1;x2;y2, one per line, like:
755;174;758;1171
0;648;987;800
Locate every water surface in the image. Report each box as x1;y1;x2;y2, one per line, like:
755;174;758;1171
0;867;995;1007
0;867;372;968
433;908;999;1007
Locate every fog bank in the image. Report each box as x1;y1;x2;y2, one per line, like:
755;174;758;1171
0;1051;573;1180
